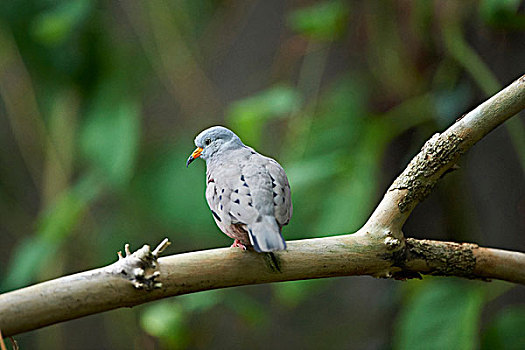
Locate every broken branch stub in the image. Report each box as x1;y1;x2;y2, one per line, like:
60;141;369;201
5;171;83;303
111;238;171;290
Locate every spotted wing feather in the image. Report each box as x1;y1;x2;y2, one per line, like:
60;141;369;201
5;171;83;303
205;147;291;252
206;161;258;245
264;158;293;227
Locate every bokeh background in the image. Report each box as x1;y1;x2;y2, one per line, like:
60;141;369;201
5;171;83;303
1;0;525;349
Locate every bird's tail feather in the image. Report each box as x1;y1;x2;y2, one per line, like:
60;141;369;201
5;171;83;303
248;216;286;252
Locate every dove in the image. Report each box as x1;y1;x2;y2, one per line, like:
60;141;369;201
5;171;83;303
186;126;292;252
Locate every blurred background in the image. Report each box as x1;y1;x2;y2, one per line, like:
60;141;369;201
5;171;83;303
1;0;524;349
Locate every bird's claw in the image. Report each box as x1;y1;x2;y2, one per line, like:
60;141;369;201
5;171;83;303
231;239;247;250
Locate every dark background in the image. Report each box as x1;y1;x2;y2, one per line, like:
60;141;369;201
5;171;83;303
1;1;524;349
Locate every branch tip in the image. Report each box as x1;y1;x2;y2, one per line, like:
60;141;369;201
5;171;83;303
153;238;171;257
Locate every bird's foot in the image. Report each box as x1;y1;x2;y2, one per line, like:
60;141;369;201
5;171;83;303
231;239;247;250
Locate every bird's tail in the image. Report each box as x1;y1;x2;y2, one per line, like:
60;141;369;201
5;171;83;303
248;216;286;252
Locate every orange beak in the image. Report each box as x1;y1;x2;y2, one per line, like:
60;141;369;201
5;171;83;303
186;147;203;167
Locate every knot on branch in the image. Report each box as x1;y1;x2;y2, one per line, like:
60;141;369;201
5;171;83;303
390;132;464;212
384;236;402;250
405;238;478;278
382;237;480;280
110;238;171;290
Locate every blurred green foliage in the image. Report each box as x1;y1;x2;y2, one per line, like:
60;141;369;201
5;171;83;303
482;305;525;349
288;1;350;41
80;79;141;188
395;279;486;350
227;85;302;146
31;0;92;46
480;0;525;28
0;0;524;349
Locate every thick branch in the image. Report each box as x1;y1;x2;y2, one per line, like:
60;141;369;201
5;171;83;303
1;74;524;338
1;235;525;337
361;74;525;237
401;238;525;284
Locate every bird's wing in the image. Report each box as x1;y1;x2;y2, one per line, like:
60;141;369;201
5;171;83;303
206;148;290;252
206;160;259;228
217;150;292;228
263;157;293;227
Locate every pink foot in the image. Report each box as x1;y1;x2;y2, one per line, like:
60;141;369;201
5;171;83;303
230;239;247;250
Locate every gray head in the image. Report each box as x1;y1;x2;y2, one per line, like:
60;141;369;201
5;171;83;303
187;126;244;166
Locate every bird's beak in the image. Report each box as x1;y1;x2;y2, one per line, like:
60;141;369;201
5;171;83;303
186;147;203;167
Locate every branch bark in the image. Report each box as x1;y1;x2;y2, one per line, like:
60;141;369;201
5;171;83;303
360;73;525;238
1;74;524;338
1;235;524;337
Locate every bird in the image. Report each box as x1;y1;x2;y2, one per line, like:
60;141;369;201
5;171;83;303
186;126;292;252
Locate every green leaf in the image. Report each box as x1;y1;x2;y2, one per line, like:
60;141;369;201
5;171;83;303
131;143;217;239
482;306;525;350
178;290;223;312
288;1;350;41
313;120;388;234
141;301;188;347
0;237;56;292
285;153;341;189
80;81;140;188
273;279;326;308
480;0;525;28
31;0;92;45
227;85;301;147
224;291;269;328
141;291;224;347
395;279;485;350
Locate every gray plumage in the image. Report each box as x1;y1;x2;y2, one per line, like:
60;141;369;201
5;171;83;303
187;126;292;252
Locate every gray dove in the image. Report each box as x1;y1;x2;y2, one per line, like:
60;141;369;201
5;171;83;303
186;126;292;252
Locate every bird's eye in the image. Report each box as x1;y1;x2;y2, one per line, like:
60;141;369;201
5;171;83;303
204;138;211;146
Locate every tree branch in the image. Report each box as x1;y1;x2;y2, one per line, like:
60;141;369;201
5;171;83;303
361;74;525;238
1;74;524;337
402;238;525;284
1;235;524;337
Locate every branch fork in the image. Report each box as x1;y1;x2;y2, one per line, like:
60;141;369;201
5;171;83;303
0;74;524;337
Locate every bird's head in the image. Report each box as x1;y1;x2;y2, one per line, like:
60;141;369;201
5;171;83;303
186;126;243;167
